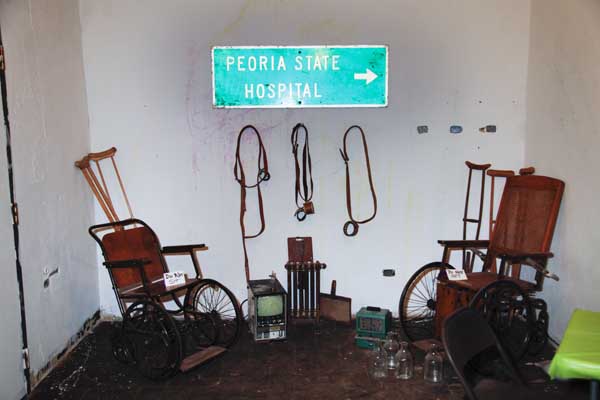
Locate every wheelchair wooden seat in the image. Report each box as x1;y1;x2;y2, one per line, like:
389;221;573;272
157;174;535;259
440;271;536;293
89;218;241;379
400;174;564;360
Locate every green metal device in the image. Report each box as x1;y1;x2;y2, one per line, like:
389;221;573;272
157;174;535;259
355;306;392;349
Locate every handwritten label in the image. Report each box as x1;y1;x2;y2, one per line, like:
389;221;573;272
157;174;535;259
447;269;468;281
164;271;186;287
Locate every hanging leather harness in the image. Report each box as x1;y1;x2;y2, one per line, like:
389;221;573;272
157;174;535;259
291;123;314;221
234;125;270;282
339;125;378;237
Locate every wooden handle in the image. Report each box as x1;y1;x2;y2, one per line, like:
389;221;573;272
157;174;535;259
74;147;117;169
87;147;117;161
519;166;535;176
465;161;491;171
487;169;515;178
74;155;90;169
331;280;337;296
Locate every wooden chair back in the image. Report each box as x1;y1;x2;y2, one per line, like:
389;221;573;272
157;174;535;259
90;220;168;307
484;175;564;277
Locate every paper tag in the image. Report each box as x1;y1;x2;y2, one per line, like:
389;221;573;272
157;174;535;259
164;271;186;287
446;269;468;281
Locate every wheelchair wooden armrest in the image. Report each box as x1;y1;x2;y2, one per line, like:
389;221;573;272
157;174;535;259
103;258;152;268
437;240;490;248
162;245;208;278
496;250;553;262
103;258;152;287
162;244;208;254
496;251;559;281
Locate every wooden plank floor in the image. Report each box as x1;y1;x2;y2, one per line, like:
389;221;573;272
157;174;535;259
28;320;586;399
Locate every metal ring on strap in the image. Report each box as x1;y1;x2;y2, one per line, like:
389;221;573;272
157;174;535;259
343;221;359;237
295;208;307;222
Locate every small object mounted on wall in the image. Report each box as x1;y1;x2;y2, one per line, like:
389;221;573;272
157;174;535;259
234;125;270;282
291;123;315;221
450;125;463;134
479;125;497;133
417;125;429;134
339;125;378;237
355;306;392;349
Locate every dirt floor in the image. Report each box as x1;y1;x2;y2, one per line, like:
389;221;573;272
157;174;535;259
28;320;588;400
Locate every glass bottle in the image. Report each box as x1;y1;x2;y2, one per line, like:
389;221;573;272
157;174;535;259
395;341;414;380
383;332;399;370
370;340;388;379
423;344;444;383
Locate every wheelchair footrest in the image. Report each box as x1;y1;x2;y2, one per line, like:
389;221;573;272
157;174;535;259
179;346;227;372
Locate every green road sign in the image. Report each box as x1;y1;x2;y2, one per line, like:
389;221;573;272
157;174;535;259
212;45;388;108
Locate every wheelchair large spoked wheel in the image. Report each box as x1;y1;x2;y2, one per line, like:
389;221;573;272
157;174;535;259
122;300;182;380
399;262;454;342
185;279;242;348
469;280;536;361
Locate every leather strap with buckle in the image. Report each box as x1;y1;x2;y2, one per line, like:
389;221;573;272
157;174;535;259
340;125;377;237
291;123;315;222
234;125;270;282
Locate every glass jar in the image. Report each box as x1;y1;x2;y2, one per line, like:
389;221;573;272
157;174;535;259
383;332;400;370
395;341;414;380
370;340;388;379
424;344;444;383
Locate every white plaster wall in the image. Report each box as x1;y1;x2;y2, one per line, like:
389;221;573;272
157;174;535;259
0;0;97;376
0;91;26;400
525;0;600;339
79;0;531;316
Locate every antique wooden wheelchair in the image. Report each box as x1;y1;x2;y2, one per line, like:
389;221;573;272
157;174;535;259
399;174;564;360
89;219;242;379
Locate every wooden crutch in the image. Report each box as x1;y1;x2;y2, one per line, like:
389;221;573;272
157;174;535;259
74;147;134;223
462;161;491;272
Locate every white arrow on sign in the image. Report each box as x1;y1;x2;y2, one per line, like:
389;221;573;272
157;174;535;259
354;68;378;85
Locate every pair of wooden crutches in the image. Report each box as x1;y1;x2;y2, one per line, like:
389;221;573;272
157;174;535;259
460;161;535;273
74;147;134;224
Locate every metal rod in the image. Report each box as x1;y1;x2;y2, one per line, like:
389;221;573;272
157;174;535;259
287;265;292;320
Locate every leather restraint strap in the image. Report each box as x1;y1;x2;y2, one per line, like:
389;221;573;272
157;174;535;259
291;123;314;221
339;125;377;237
234;125;270;282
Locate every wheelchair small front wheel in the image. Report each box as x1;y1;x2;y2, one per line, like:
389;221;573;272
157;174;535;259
123;300;182;380
469;280;536;362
